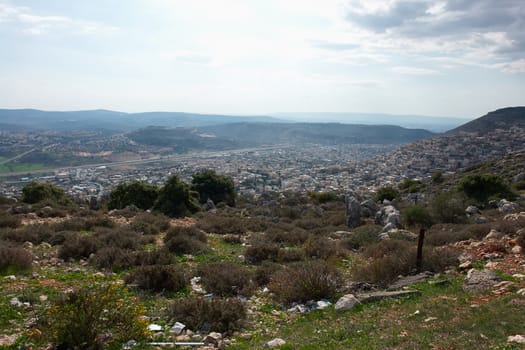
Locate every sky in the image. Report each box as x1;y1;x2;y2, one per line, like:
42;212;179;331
0;0;524;118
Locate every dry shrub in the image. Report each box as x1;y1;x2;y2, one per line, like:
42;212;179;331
164;226;208;255
265;224;309;245
0;242;32;273
269;260;341;304
277;247;305;262
197;262;254;297
196;213;247;234
518;231;525;249
0;224;56;244
244;239;279;265
222;234;242;244
91;247;136;272
59;234;102;260
134;248;174;266
167;297;246;333
342;224;382;250
125;265;188;293
254;262;281;286
492;218;525;235
425;224;484;246
130;212;170;235
0;215;21;229
304;236;347;260
53;214;116;232
421;246;460;272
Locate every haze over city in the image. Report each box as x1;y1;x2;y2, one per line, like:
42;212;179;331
1;0;524;118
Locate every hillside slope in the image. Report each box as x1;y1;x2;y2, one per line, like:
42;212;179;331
447;107;525;135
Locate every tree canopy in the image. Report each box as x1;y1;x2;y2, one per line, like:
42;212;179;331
457;174;515;204
21;182;72;206
108;181;159;210
191;169;235;206
154;175;200;217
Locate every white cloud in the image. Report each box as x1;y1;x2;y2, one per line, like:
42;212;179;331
392;66;438;75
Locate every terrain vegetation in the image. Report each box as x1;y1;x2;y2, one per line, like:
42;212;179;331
0;107;524;349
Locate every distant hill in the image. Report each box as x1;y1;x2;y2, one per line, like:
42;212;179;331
127;123;432;152
273;112;469;132
447;107;525;135
0;109;285;132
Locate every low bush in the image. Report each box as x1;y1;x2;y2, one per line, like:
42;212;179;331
130;212;171;235
167;296;246;333
40;283;148;349
197;262;254;297
94;227;143;251
0;242;32;273
125;265;188;293
254;262;282;286
134;248;174;266
58;234;102;260
425;224;486;246
342;224;382;250
0;215;21;229
196;213;248;234
222;234;242;244
277;247;305;262
268;260;341;304
164;226;208;255
265;224;309;245
53;215;116;232
244;239;280;264
91;247;136;272
430;191;467;223
304;236;347;260
0;224;55;244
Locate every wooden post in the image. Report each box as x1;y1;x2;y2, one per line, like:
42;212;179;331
416;227;425;272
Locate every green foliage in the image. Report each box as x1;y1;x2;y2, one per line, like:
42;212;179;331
0;214;21;229
107;181;159;210
430;190;467;224
0;242;32;274
457;174;516;204
191;169;236;206
167;297;246;333
512;180;525;191
431;171;443;183
268;260;341;304
40;283;148;350
21;181;72;206
403;205;433;229
125;265;188;293
154;175;200;217
399;179;423;193
374;186;399;202
308;191;340;204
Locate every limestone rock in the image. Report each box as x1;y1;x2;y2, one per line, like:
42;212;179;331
465;206;481;216
484;229;503;240
511;245;523;254
387;272;434;290
463;269;501;293
508;335;525;344
346;196;361;228
170;322;186;335
335;294;361;311
266;338;286;348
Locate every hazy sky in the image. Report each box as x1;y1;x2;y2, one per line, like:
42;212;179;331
0;0;524;118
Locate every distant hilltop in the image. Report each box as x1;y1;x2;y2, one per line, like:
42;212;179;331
447;107;525;135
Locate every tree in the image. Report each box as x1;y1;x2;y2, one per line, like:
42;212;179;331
430;190;467;223
457;174;516;204
191;169;235;206
21;181;72;206
108;181;159;210
154;175;200;217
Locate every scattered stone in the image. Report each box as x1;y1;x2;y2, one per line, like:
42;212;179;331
484;229;503;240
266;338;286;348
508;335;525;344
239;333;253;340
10;297;23;307
360;199;378;218
4;275;16;281
204;332;222;347
315;300;332;310
463;269;501;293
147;324;163;332
498;199;518;213
473;216;488;224
287;304;308;313
38;295;48;302
485;261;499;269
93;272;105;278
191;276;206;294
459;261;473;270
517;289;525;296
334;294;361;311
512;274;525;280
170;322;186;335
387;272;434;290
511;245;523;254
176;335;191;342
424;317;437;322
23;241;33;250
123;340;138;349
465;206;481;216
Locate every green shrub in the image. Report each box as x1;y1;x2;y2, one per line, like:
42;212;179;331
0;242;32;273
108;181;159;210
40;283;148;349
0;224;55;244
191;169;236;206
125;265;188;293
430;190;467;223
197;262;254;297
374;186;399;202
457;174;516;204
167;297;246;333
94;227;143;251
268;260;341;304
154;176;200;217
164;226;208;255
308;191;340;204
513;180;525;191
342;224;381;250
21;181;72;206
403;205;433;229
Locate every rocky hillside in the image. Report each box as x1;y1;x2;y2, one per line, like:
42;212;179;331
447;107;525;135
